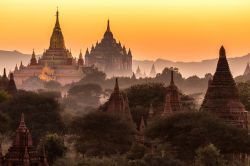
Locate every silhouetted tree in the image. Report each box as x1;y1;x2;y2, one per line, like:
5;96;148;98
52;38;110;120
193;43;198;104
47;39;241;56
38;133;67;165
146;112;250;161
70;111;135;157
0;90;65;143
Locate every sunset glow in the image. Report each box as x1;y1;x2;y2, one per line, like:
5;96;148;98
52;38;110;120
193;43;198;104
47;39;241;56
0;0;250;61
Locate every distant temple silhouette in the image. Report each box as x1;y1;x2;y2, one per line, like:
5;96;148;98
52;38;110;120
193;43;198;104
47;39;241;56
0;68;17;94
243;62;250;76
85;20;133;77
201;46;249;130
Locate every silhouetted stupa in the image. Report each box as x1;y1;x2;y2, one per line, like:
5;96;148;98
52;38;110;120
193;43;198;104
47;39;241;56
200;46;249;129
105;78;133;122
163;70;181;114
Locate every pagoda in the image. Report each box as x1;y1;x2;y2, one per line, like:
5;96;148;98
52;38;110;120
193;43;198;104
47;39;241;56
149;64;156;78
85;20;132;77
136;66;142;78
13;9;84;87
243;62;250;76
0;69;17;94
2;113;48;166
163;70;181;113
200;46;249;129
105;78;133;122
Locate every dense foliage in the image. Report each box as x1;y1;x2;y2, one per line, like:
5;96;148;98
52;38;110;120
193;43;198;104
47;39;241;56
38;133;67;165
70;111;135;157
0;90;65;143
237;81;250;111
146;112;250;161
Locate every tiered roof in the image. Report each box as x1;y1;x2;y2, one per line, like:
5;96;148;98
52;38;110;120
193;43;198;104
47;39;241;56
201;46;248;129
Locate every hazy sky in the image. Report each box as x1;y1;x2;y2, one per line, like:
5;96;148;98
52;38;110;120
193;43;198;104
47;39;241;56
0;0;250;61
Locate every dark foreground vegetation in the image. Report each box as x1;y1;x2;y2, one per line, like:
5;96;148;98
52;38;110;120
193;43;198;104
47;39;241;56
2;68;250;165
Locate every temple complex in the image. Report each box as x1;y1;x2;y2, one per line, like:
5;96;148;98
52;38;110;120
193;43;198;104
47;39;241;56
13;9;84;87
243;62;250;76
1;113;48;166
105;78;133;122
85;20;132;77
0;68;17;94
149;64;156;78
200;46;249;130
163;70;181;114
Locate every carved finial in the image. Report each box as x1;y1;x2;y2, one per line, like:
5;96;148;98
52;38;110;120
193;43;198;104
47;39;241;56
107;19;110;32
3;68;6;78
219;45;226;57
170;69;174;85
114;78;119;93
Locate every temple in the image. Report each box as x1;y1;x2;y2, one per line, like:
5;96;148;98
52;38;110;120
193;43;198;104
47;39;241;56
200;46;249;130
136;66;142;78
1;113;48;166
13;9;84;87
105;78;133;122
149;64;156;78
163;70;181;114
0;68;17;94
243;62;250;76
85;20;132;77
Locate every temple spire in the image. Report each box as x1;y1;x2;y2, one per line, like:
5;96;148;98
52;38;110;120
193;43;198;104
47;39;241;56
49;8;65;49
114;78;119;93
170;69;174;85
219;45;226;58
3;68;6;78
19;112;27;128
55;7;60;28
107;19;110;32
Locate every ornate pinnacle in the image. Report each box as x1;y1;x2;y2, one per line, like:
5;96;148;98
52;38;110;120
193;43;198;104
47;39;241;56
170;69;174;85
114;78;119;93
219;45;226;57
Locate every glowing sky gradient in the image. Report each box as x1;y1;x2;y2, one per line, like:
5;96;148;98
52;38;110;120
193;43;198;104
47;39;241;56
0;0;250;61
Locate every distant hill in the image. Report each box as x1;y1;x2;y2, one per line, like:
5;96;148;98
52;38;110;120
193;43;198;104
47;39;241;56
133;53;250;78
0;50;249;78
0;50;31;74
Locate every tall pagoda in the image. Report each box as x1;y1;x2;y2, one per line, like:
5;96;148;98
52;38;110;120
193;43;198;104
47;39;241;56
85;20;132;77
163;70;181;114
105;78;133;122
200;46;249;129
13;9;84;87
2;113;48;166
149;64;156;78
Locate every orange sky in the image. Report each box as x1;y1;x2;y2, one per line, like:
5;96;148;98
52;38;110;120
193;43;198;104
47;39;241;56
0;0;250;61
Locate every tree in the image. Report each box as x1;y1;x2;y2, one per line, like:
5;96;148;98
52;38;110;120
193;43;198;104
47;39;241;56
80;67;106;84
146;112;250;161
0;90;11;103
0;90;65;143
70;111;135;157
125;83;196;126
127;143;146;160
67;83;102;109
237;82;250;111
195;144;225;166
44;80;62;91
38;133;67;165
0;112;9;135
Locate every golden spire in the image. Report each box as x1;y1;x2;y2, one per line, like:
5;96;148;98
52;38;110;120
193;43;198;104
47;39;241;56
49;8;66;49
